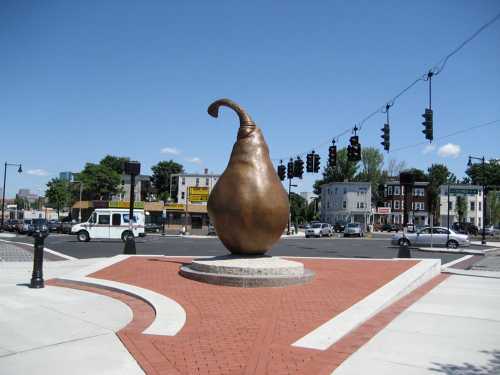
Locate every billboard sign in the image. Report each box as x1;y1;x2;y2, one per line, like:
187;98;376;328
188;186;209;202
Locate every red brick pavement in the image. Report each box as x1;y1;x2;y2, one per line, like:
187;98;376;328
49;257;446;375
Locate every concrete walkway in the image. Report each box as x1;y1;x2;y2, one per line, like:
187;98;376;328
0;260;144;375
332;274;500;375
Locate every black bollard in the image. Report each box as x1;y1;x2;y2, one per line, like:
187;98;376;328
123;233;136;254
30;231;46;288
397;240;412;258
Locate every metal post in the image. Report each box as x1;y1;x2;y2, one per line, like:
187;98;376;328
184;186;188;235
30;233;45;288
124;174;137;254
447;184;450;245
78;182;83;222
482;157;486;245
287;178;292;235
1;162;6;230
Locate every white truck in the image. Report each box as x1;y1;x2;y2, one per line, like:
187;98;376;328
71;208;145;242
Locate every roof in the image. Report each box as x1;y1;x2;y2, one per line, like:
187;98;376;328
320;181;371;188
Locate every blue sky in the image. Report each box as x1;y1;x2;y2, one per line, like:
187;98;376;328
1;0;499;197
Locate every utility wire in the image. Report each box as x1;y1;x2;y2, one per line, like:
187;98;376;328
389;119;500;153
272;10;500;162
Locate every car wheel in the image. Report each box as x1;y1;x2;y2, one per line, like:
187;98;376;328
121;231;133;242
77;230;90;242
398;238;410;247
447;240;459;249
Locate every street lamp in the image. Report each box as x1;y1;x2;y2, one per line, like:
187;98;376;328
72;181;84;222
468;155;486;245
1;162;22;230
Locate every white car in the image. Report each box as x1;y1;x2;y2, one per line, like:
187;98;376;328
344;223;364;237
305;223;333;238
391;227;470;249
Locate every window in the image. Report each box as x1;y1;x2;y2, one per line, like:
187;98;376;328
356;202;360;208
98;214;110;225
388;186;393;195
384;187;387;197
181;177;185;185
89;213;97;224
344;188;347;194
448;201;453;210
479;202;482;211
112;213;121;226
205;178;209;186
386;201;392;208
414;188;425;197
181;192;185;200
394;186;400;195
433;228;449;234
343;201;347;209
419;228;431;234
479;218;482;227
470;201;475;211
122;214;137;223
394;200;400;209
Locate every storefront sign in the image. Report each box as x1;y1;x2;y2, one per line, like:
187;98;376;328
188;186;209;202
165;203;186;211
108;201;145;209
377;207;391;214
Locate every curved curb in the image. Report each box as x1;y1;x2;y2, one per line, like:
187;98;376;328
55;255;186;336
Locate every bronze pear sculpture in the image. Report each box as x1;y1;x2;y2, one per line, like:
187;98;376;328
207;98;289;255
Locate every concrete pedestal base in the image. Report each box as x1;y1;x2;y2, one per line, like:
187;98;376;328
179;255;314;287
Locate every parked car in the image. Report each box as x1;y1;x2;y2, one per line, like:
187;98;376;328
145;222;162;233
482;226;498;236
47;220;62;233
61;216;77;234
344;223;364;237
392;226;470;248
334;220;347;233
452;222;479;236
3;219;19;232
18;219;33;234
380;223;400;232
305;223;333;238
28;219;48;236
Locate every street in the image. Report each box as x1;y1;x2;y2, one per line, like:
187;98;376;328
7;233;464;264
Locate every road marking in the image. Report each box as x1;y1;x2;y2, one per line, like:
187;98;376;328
292;259;441;351
0;238;77;260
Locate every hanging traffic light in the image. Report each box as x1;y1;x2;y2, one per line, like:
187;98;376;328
277;160;286;181
293;156;304;179
328;140;337;167
422;108;433;142
306;152;314;172
287;158;294;179
348;135;361;162
380;123;390;151
313;153;321;173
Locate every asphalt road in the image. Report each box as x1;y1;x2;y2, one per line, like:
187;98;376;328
7;233;464;264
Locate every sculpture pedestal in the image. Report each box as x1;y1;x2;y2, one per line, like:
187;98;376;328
179;255;314;288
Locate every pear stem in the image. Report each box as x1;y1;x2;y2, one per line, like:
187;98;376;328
207;99;255;127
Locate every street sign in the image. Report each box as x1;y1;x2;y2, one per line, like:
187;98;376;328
377;207;391;214
188;187;209;202
108;201;145;209
165;203;185;211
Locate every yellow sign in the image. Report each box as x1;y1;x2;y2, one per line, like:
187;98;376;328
165;203;185;211
108;201;145;209
188;187;209;202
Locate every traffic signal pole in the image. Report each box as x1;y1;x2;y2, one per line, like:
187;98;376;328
287;177;292;235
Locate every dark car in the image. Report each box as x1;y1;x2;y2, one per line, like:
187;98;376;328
47;220;62;232
452;222;479;236
334;221;347;233
3;219;19;232
145;222;162;233
381;223;401;232
61;216;77;234
29;219;48;236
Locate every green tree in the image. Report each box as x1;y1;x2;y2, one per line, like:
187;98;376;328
290;193;307;225
313;148;359;194
99;155;130;174
427;164;457;223
14;195;29;210
45;178;72;216
487;190;500;226
465;161;500;186
456;195;468;223
355;147;385;206
151;160;184;201
78;163;122;200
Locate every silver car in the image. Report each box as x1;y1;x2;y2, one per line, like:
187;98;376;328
391;226;470;249
344;223;364;237
305;223;333;238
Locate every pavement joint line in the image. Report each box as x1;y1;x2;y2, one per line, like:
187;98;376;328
393;309;500;324
55;254;186;336
0;238;77;260
293;259;441;351
0;331;114;359
442;267;500;279
441;255;474;269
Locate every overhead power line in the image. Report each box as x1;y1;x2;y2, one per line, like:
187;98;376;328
271;10;500;162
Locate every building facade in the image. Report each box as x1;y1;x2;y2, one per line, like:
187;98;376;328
320;182;372;229
439;184;484;228
113;175;154;203
59;171;75;182
377;180;430;226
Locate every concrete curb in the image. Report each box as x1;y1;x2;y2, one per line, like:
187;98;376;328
55;255;186;336
292;258;441;351
442;267;500;279
417;246;498;255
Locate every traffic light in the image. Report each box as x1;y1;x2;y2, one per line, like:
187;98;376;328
313;153;321;173
277;160;286;181
287;158;294;179
328;142;337;167
380;123;390;151
348;135;362;162
293;157;304;179
422;108;433;142
306;152;314;172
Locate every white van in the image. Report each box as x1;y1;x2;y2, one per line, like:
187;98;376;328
71;208;145;242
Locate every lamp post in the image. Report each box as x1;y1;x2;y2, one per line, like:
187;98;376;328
72;181;84;222
468;156;486;245
1;162;22;230
123;161;141;254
